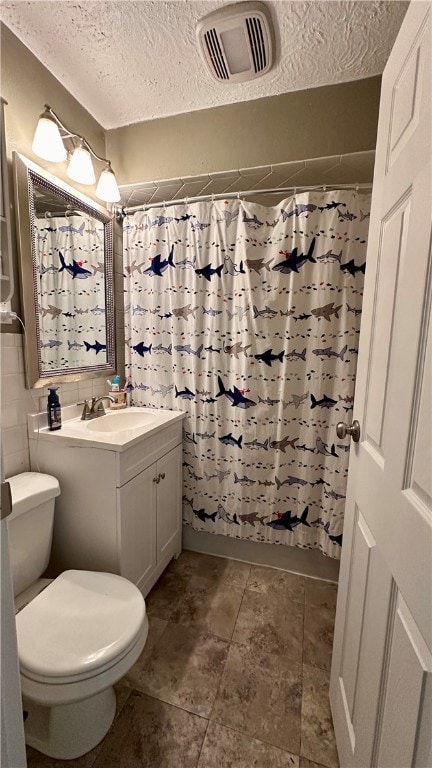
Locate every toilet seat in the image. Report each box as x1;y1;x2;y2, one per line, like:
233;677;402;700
16;570;146;683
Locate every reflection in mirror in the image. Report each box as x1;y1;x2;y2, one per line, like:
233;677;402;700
34;190;107;370
13;153;115;388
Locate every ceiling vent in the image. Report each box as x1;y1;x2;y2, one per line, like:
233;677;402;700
196;2;274;84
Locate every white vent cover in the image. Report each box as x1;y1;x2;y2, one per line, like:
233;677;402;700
196;2;274;84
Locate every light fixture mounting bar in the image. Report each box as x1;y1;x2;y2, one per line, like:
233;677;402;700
44;104;111;166
33;104;121;202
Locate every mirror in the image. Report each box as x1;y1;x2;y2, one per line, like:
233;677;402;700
13;153;115;388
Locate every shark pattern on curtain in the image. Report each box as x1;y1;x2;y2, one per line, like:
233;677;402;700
124;191;370;558
35;214;107;370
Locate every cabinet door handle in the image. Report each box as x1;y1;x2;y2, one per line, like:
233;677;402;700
153;476;160;484
159;472;166;480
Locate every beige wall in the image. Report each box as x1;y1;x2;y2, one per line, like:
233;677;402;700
0;27;125;468
106;76;381;185
0;23;107;332
1;23;105;181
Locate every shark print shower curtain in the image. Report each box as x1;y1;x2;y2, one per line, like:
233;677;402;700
124;191;370;558
35;215;107;370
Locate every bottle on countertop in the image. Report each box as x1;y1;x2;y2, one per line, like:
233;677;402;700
47;386;62;431
109;375;121;392
107;375;127;408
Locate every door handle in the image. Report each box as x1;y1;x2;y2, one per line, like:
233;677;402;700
159;472;165;480
153;476;160;484
336;420;361;443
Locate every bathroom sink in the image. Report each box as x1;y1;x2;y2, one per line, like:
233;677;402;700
28;405;185;451
86;411;157;433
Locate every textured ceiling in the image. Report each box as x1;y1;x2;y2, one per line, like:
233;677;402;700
1;1;407;130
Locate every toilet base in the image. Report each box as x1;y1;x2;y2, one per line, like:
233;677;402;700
23;686;116;759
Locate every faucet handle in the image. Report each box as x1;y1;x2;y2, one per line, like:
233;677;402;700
77;399;92;420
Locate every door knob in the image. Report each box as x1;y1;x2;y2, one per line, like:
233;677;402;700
153;476;160;484
336;420;361;442
159;472;165;480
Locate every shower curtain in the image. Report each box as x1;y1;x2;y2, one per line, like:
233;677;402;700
35;214;106;370
124;191;370;558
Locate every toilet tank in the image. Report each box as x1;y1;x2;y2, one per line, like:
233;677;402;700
6;472;60;598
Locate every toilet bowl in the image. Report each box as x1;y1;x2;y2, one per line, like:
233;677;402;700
7;473;148;760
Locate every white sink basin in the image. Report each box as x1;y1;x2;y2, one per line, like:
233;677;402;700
86;411;157;433
28;405;185;451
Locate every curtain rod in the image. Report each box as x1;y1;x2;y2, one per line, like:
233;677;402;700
43;210;83;219
116;182;372;218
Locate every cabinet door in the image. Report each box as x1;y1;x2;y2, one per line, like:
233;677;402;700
156;444;182;562
118;464;157;588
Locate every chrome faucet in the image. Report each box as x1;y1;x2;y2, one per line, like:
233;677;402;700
90;395;116;416
78;395;116;420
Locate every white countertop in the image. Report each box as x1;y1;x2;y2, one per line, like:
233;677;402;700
28;404;185;452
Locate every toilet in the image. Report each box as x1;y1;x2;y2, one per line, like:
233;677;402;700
7;472;149;760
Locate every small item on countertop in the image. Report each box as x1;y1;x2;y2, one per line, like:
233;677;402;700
47;386;62;431
110;391;127;409
109;375;121;392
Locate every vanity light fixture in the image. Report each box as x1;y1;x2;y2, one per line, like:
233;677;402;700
31;107;67;163
32;105;120;203
96;163;120;203
66;139;96;185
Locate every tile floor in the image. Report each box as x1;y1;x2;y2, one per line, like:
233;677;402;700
27;551;339;768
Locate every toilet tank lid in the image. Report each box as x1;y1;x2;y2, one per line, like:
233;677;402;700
7;472;60;518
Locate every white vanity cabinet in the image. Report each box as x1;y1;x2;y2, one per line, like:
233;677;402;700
29;410;184;597
118;444;182;591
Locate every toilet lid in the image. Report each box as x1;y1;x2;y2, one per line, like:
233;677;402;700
16;570;146;680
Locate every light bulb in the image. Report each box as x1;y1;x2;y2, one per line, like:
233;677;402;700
32;110;67;163
96;165;121;203
67;141;96;185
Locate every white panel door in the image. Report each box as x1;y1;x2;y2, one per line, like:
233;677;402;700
330;4;432;767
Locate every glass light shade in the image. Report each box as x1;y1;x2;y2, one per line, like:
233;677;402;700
32;114;67;162
96;166;121;203
67;144;96;185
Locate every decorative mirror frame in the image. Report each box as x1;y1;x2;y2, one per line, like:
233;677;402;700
13;152;116;388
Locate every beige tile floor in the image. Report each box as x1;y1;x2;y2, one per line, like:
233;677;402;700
27;551;339;768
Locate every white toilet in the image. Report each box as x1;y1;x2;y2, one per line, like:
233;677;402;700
7;472;149;760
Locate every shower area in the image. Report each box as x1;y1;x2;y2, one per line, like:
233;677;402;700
121;171;371;561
